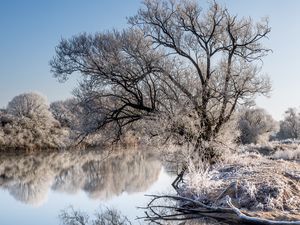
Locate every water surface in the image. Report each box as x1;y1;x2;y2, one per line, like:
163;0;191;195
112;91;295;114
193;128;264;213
0;148;175;225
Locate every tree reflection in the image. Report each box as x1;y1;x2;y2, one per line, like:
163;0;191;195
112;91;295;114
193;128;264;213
0;149;161;205
59;205;223;225
59;206;133;225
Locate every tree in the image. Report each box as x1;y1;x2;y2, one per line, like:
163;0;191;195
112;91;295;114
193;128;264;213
1;92;67;150
277;108;300;140
238;107;278;144
7;92;53;121
50;98;82;129
51;29;168;140
50;97;127;146
50;0;271;160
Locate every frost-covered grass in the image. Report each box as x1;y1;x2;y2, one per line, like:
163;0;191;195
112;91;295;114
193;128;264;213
272;148;300;160
184;160;223;198
181;147;300;220
237;141;300;160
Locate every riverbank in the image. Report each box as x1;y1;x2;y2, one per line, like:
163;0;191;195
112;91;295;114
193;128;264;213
173;143;300;224
140;142;300;224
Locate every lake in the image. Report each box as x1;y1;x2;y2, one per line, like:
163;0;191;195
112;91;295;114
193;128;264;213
0;148;176;225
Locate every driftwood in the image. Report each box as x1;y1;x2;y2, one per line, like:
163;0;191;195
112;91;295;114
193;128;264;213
138;194;300;225
171;168;186;193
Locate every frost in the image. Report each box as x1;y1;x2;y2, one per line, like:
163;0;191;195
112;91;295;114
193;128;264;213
0;92;68;150
183;150;300;213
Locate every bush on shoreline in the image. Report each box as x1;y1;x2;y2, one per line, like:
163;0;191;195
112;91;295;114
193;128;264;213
0;92;68;151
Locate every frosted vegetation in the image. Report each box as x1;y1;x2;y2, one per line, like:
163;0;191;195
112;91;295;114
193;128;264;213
0;92;297;152
142;145;300;224
49;0;273;163
0;0;299;154
184;149;300;214
0;93;68;150
1;0;300;224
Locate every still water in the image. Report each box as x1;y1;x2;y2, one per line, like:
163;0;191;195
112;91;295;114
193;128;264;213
0;148;175;225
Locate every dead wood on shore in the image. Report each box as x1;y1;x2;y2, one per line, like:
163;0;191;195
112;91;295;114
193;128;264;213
138;194;300;225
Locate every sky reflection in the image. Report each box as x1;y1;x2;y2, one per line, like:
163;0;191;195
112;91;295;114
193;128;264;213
0;149;175;225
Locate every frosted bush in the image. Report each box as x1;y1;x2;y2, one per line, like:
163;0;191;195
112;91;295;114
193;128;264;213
7;92;53;121
244;181;257;200
277;108;300;140
184;160;223;197
0;92;68;150
272;147;300;160
238;107;278;144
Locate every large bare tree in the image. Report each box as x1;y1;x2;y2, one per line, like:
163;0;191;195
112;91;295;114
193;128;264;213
50;0;271;160
51;30;167;139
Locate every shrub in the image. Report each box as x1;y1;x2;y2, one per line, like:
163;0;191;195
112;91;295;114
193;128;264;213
277;108;300;140
0;92;68;150
238;107;278;144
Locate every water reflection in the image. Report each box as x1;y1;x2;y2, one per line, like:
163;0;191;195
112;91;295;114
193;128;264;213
0;149;161;205
59;205;224;225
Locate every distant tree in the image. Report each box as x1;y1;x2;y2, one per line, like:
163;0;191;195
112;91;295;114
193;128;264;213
50;98;81;128
238;107;278;144
50;97;109;143
7;92;53;122
50;0;271;160
1;92;67;150
277;108;300;140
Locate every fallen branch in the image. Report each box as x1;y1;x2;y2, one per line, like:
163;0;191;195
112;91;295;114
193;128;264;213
138;194;300;225
225;196;300;225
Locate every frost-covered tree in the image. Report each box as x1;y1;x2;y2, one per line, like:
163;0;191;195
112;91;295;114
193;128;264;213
277;108;300;140
7;92;52;121
0;92;68;150
50;98;107;146
238;107;277;144
50;98;81;129
50;98;110;145
50;0;271;160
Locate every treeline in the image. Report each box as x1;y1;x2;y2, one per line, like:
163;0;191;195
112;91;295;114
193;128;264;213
0;92;299;151
238;107;300;144
0;92;139;151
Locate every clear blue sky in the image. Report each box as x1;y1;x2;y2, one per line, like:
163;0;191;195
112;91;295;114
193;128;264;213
0;0;299;120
